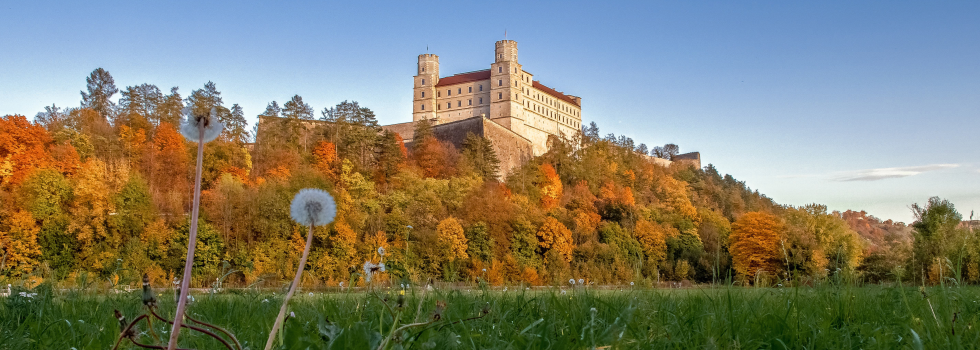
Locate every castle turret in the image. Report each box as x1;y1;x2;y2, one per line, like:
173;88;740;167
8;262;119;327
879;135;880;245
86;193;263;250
490;40;526;135
413;54;439;122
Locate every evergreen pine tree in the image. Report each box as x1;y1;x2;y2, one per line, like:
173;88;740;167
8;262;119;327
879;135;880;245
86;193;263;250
80;68;118;120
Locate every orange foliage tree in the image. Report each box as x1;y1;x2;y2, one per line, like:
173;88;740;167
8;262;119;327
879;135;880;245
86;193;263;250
537;217;574;263
0;115;53;186
539;164;562;210
729;211;785;280
312;140;338;179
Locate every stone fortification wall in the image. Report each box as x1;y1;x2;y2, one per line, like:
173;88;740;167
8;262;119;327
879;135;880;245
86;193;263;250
390;117;532;178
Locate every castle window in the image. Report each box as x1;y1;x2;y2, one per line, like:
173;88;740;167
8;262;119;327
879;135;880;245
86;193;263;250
498;80;502;86
421;91;425;98
468;86;472;93
498;92;502;99
421;78;425;85
498;66;502;73
479;85;483;91
468;99;472;106
457;101;461;107
438;91;441;97
421;104;425;110
447;89;451;96
458;88;461;94
479;97;483;104
447;102;451;109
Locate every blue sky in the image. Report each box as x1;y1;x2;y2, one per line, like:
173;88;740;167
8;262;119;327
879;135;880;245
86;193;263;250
2;1;978;222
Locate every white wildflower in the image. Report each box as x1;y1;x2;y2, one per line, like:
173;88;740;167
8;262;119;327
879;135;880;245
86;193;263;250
290;188;336;227
482;268;487;273
289;311;295;318
578;279;584;285
630;282;634;286
308;292;314;297
569;279;575;285
180;107;224;143
363;261;385;282
377;247;386;256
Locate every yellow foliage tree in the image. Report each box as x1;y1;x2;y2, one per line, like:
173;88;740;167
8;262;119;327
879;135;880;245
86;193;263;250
436;217;468;262
655;175;698;223
69;159;119;272
634;219;668;265
729;211;784;280
1;210;42;276
537;217;574;263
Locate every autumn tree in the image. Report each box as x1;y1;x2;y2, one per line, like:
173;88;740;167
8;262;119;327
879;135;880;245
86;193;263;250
312;141;339;180
634;219;669;267
783;204;863;277
0;115;53;186
539;164;562;210
537;217;574;263
1;210;43;276
729;211;784;280
437;217;468;262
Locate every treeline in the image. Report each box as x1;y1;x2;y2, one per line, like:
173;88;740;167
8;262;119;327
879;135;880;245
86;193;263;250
0;68;974;288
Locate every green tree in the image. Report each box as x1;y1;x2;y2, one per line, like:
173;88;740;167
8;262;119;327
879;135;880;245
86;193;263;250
225;104;250;144
910;197;965;282
510;219;539;268
80;68;118;120
184;81;224;117
157;87;184;126
466;222;493;262
460;132;500;181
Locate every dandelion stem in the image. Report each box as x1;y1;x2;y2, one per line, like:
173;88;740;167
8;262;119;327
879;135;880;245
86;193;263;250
167;127;205;350
264;223;315;350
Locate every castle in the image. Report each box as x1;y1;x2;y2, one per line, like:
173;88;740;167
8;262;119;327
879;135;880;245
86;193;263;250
383;40;584;175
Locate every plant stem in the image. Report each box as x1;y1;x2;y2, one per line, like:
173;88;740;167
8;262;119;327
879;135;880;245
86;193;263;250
264;224;315;350
167;128;205;350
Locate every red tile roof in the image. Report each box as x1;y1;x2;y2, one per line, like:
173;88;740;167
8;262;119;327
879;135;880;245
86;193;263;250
436;70;491;87
533;81;579;107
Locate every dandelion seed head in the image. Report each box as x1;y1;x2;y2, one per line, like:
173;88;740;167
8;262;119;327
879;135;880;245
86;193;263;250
630;282;635;286
578;279;584;285
180;107;224;143
377;247;386;256
290;188;336;227
569;279;575;285
289;311;296;318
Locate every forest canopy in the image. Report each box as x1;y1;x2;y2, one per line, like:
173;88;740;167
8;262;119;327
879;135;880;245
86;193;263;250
3;68;973;289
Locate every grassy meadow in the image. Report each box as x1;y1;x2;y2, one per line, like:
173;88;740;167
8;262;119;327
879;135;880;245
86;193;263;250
2;283;979;349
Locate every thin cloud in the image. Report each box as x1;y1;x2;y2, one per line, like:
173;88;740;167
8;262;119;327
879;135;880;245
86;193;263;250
833;164;960;182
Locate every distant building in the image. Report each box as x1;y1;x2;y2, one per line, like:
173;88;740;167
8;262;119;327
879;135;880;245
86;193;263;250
383;40;586;175
378;40;698;176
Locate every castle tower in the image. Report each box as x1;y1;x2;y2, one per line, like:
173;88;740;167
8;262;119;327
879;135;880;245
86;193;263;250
489;40;526;135
413;54;439;122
